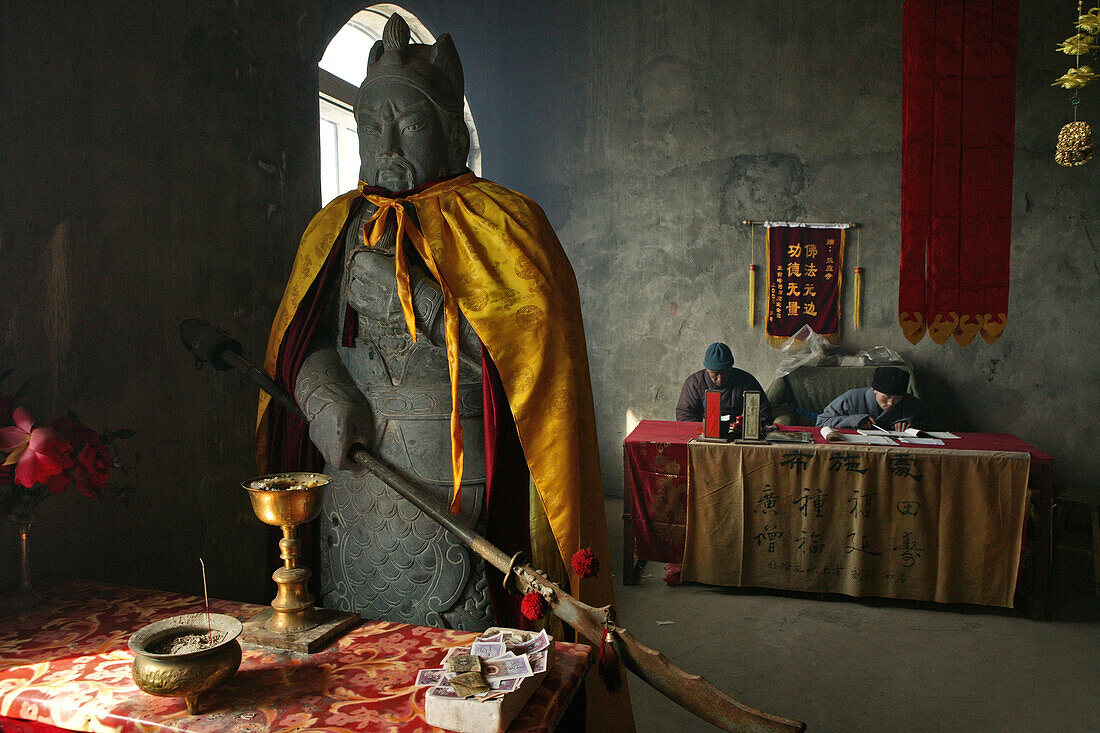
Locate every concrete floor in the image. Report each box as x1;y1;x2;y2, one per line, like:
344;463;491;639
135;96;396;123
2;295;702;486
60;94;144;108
605;497;1100;733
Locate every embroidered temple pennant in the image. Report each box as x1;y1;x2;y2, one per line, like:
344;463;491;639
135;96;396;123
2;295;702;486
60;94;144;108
765;223;847;348
900;0;1018;346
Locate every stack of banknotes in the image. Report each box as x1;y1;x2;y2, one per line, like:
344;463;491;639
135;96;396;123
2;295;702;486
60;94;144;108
415;629;551;701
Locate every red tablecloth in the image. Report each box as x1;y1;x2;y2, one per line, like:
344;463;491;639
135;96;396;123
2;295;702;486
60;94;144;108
0;582;591;732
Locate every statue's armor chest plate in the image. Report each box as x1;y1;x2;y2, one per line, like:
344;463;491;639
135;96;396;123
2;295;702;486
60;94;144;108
317;201;492;631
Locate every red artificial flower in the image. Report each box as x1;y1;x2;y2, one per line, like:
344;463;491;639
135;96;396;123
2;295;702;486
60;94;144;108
45;471;73;494
74;441;112;496
52;415;99;450
570;548;600;579
0;407;73;489
663;563;682;586
520;592;548;621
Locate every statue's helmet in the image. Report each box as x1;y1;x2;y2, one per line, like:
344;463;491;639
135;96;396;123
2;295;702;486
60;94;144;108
357;14;465;117
354;14;470;182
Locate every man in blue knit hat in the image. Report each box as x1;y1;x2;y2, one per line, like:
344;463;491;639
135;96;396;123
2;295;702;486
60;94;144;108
675;342;772;424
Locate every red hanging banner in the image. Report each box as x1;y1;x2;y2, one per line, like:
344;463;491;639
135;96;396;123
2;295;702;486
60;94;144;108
900;0;1018;346
765;224;845;347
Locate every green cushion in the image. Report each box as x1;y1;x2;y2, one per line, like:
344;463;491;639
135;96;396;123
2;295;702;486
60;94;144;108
766;365;918;426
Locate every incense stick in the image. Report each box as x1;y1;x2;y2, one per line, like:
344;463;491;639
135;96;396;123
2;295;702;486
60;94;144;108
200;557;212;645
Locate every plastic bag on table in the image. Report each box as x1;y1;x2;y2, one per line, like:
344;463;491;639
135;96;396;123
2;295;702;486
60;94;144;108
774;325;835;378
855;345;905;364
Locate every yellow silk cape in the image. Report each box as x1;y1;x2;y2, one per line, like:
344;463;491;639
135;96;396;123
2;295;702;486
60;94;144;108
256;173;614;611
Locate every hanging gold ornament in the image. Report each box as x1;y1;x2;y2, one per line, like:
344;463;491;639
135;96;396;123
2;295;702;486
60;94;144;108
1053;65;1097;89
1077;7;1100;34
1057;33;1098;56
1056;120;1095;165
1054;3;1096;165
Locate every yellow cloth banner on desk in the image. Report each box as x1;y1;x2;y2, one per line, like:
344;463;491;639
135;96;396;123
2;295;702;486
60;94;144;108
682;443;1030;608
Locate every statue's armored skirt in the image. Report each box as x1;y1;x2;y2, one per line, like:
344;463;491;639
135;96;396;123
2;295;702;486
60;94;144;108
318;203;494;630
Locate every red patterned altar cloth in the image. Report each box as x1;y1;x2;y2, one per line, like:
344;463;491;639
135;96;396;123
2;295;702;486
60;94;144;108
0;582;591;732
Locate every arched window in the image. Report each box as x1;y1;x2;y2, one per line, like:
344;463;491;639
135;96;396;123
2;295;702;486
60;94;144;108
318;4;482;205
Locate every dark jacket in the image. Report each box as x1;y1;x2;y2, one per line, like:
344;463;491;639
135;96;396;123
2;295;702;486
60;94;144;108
815;387;926;429
675;369;773;424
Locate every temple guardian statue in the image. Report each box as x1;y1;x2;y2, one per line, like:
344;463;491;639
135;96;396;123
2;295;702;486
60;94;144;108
255;23;625;725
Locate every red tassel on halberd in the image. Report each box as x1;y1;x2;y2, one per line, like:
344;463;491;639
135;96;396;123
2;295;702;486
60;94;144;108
570;548;600;579
597;626;622;692
520;592;548;621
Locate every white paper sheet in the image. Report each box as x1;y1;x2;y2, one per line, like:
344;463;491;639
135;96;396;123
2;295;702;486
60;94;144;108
821;427;896;445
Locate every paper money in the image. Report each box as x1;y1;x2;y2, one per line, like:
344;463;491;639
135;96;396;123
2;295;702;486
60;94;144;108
506;629;550;656
444;653;482;674
449;671;490;698
499;631;531;648
470;640;506;659
427;685;460;699
442;646;471;662
528;649;548;675
415;668;454;687
483;654;534;680
488;676;521;692
477;631;504;644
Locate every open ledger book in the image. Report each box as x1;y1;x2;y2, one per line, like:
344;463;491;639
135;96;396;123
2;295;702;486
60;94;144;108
857;427;957;444
819;427;896;445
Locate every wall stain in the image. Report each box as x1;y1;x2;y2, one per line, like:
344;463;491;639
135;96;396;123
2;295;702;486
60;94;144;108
720;153;806;224
44;223;72;405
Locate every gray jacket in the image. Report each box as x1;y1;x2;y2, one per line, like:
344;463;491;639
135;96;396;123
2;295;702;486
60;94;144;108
815;387;926;429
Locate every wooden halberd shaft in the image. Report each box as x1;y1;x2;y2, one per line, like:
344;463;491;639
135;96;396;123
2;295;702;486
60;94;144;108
180;319;806;732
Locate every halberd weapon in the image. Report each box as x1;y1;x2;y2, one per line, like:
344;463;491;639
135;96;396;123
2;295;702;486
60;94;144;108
180;318;806;733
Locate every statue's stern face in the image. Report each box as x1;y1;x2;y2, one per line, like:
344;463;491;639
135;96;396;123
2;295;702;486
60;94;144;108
355;82;449;191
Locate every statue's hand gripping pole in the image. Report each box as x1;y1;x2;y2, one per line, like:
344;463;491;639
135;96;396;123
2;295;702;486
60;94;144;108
180;319;806;733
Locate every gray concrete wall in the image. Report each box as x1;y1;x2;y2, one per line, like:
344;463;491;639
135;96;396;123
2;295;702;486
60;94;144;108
1;1;1096;597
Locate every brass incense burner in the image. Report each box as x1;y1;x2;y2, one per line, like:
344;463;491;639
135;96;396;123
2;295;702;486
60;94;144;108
243;472;328;635
129;612;243;714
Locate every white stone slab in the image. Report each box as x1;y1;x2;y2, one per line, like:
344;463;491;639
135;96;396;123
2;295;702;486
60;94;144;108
424;627;554;733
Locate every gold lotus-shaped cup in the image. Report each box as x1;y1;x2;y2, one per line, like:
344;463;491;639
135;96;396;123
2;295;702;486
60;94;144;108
243;472;328;527
129;612;243;714
243;472;330;635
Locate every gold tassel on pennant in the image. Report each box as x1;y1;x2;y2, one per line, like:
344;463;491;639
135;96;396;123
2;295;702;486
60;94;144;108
854;267;863;329
853;229;863;329
748;223;757;326
749;265;757;326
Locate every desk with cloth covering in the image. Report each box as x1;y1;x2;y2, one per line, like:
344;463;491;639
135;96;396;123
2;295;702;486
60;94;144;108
622;421;1053;617
0;582;591;733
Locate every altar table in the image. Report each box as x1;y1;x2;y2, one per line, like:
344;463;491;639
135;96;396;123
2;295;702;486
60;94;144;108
622;420;1054;617
0;582;591;732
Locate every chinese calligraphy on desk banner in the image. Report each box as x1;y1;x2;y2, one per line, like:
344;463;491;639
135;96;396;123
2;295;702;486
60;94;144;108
682;443;1030;608
765;223;847;347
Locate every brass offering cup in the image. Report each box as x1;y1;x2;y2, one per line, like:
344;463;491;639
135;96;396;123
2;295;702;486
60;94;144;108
129;613;243;715
243;472;330;635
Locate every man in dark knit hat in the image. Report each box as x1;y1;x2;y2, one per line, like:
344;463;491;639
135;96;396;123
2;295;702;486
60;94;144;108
675;342;772;424
816;366;926;431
